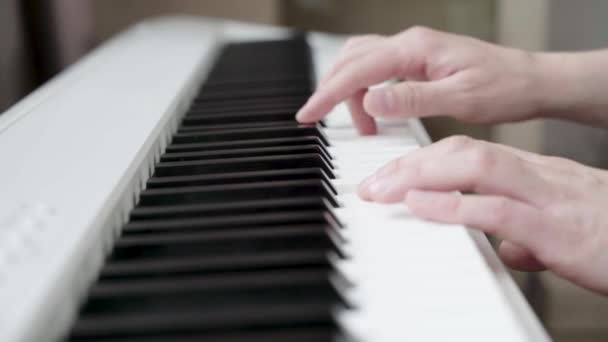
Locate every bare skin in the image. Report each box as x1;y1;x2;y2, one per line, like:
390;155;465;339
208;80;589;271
296;26;608;295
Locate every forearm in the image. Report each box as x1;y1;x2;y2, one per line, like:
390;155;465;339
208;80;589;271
535;50;608;126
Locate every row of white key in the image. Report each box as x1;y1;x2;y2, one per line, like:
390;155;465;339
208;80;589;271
320;104;529;341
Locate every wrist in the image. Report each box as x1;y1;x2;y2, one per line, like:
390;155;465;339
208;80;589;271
533;51;608;126
532;52;579;119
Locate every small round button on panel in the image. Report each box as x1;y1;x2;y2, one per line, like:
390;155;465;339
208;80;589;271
0;203;56;275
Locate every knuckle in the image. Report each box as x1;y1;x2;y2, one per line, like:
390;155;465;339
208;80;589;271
442;135;475;151
344;36;362;49
344;34;382;50
545;155;572;165
379;159;400;176
449;73;487;121
486;198;513;230
469;144;497;174
396;162;422;180
442;194;462;214
397;156;411;169
581;170;605;189
407;26;435;40
396;83;424;114
360;34;383;41
401;26;438;51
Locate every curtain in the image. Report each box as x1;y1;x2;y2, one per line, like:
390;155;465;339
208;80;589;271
0;0;93;113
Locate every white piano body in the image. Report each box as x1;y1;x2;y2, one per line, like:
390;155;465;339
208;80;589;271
0;17;551;342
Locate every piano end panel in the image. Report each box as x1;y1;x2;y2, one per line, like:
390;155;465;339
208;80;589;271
0;17;221;342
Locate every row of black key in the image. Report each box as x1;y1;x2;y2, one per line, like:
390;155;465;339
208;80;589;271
68;37;350;341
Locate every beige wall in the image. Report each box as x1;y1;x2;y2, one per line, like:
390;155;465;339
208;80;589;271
0;0;34;112
92;0;281;43
283;0;493;38
493;0;548;153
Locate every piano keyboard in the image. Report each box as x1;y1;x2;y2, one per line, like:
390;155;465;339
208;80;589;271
0;17;550;342
68;37;348;341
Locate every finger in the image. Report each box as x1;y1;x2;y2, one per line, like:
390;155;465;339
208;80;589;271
362;78;461;119
340;34;384;53
296;43;403;123
485;141;588;190
346;88;377;135
361;143;552;204
491;142;576;175
360;136;481;189
493;142;607;185
498;240;547;272
404;190;548;253
386;137;575;184
319;35;385;87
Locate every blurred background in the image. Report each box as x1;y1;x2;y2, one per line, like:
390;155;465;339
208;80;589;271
1;0;607;340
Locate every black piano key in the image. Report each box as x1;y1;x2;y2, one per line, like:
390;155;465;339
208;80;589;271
71;327;338;342
209;65;309;79
153;154;335;179
204;70;308;80
161;145;328;162
85;274;344;305
187;99;304;114
137;180;338;207
81;284;344;317
100;250;333;280
165;136;327;153
145;168;333;190
70;302;338;339
194;85;311;102
110;225;344;261
187;102;304;114
122;210;342;235
217;39;309;56
77;287;348;326
181;108;301;126
171;125;330;146
85;269;347;302
129;196;333;220
201;75;310;90
210;58;309;73
221;36;309;49
178;120;297;132
160;145;332;164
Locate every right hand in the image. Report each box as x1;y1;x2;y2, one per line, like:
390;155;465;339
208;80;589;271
296;26;552;134
358;135;608;295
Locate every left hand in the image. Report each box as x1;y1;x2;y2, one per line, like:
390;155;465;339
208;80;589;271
358;135;608;295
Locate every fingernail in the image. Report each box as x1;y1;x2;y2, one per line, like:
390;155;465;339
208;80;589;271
295;105;310;121
295;110;305;121
377;164;397;177
296;94;318;121
365;88;393;115
368;179;391;196
360;174;376;188
357;174;376;200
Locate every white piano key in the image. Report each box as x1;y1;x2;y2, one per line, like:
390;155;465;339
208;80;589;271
332;189;533;342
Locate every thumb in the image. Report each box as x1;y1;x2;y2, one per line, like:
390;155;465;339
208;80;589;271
363;80;457;118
